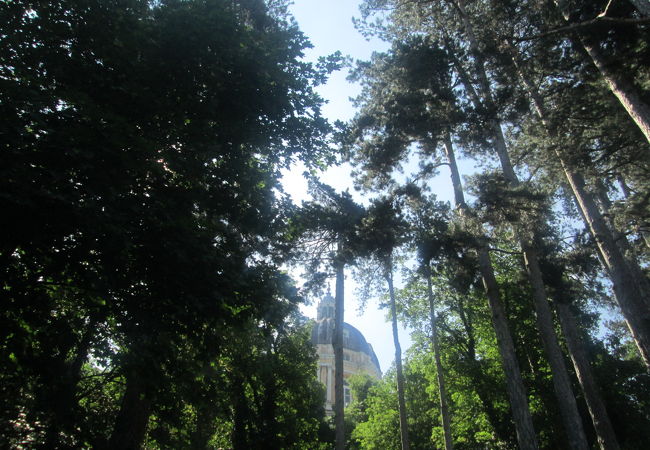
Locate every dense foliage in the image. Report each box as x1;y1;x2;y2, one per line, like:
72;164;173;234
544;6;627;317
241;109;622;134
1;0;334;447
341;0;650;449
2;0;649;448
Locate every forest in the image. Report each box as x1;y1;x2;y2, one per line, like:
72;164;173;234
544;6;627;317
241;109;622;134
1;0;648;448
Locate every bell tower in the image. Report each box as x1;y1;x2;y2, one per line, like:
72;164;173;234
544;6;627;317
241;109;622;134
316;289;335;320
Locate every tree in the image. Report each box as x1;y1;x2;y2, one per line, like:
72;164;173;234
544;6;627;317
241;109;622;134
345;37;539;449
551;0;650;144
293;181;369;450
355;2;648;445
504;41;650;370
351;369;404;449
403;190;455;449
442;4;589;444
0;0;335;446
357;195;413;450
397;266;519;447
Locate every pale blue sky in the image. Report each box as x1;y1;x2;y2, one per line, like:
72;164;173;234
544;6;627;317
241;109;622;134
285;0;408;374
284;0;484;374
284;0;623;375
284;0;490;375
291;0;388;122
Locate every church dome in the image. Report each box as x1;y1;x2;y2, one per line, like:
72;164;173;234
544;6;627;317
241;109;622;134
311;293;382;413
311;318;381;373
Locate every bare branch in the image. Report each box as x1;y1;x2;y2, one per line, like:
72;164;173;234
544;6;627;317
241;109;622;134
598;0;615;18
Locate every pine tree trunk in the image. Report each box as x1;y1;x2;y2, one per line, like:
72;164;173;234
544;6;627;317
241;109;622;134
507;44;644;447
455;295;517;444
553;0;650;144
509;42;650;371
629;0;650;16
564;170;650;367
334;255;345;450
386;259;410;450
556;300;621;450
191;400;217;450
453;22;602;447
596;180;650;262
452;30;603;448
425;264;453;450
520;242;589;449
109;373;152;450
442;133;539;450
616;176;650;250
581;41;650;145
471;361;518;445
261;337;279;448
451;294;516;444
447;9;592;444
595;179;629;256
475;246;539;450
455;41;589;442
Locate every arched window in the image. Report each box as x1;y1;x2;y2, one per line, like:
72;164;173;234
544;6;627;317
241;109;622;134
344;380;352;406
343;328;350;346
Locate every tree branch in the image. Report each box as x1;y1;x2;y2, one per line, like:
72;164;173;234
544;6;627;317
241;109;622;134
488;246;523;256
516;16;650;41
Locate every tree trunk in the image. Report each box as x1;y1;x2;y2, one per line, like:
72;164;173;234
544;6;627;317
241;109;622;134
470;359;518;445
506;44;644;447
564;170;650;368
44;312;102;447
616;175;650;250
424;264;453;450
509;42;650;371
191;400;217;450
231;374;249;450
580;39;650;145
512;44;650;449
595;179;628;255
449;9;588;443
521;242;589;449
442;133;539;450
553;0;650;145
386;259;410;450
629;0;650;16
261;336;279;448
475;246;540;450
109;373;152;450
556;300;621;450
453;296;517;444
334;255;345;450
596;179;650;259
452;38;588;444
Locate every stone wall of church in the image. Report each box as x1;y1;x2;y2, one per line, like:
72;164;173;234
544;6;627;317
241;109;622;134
315;343;381;414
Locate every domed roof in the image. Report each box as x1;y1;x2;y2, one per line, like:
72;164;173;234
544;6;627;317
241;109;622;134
311;317;381;373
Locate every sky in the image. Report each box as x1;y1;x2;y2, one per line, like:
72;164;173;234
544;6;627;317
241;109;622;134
283;0;406;373
281;0;482;374
281;0;624;377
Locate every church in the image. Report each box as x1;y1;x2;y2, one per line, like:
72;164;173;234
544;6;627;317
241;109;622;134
310;292;382;413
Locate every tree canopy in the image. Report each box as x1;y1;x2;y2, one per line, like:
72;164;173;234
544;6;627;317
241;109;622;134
1;0;649;448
